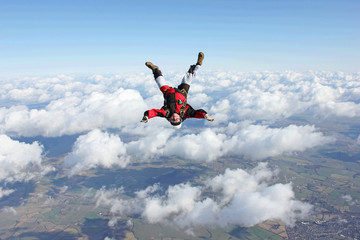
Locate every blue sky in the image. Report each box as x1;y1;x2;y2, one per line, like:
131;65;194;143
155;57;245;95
0;0;359;77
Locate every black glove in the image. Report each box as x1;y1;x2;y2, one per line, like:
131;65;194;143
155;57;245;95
141;115;149;123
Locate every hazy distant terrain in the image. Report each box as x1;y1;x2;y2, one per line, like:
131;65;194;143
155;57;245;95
1;70;359;239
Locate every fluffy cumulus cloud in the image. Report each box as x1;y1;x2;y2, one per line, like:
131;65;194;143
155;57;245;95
162;123;334;161
0;187;15;199
95;163;312;229
0;134;48;183
64;129;129;176
0;88;146;137
64;123;333;175
222;123;335;160
125;126;174;159
164;129;226;162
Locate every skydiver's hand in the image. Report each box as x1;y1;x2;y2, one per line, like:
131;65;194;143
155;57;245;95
141;116;149;123
205;114;214;122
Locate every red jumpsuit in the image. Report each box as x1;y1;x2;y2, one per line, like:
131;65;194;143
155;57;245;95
144;84;207;121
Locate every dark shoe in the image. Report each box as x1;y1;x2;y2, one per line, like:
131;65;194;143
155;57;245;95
145;62;158;71
196;52;204;66
187;64;196;74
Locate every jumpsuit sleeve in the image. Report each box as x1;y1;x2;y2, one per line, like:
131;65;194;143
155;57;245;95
184;104;207;119
144;108;167;119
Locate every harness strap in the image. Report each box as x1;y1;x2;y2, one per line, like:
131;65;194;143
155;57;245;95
179;104;187;118
163;87;188;119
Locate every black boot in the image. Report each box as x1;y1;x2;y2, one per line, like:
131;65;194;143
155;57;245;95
187;64;196;74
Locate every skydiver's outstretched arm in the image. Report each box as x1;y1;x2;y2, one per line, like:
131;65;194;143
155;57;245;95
141;108;167;123
184;104;214;121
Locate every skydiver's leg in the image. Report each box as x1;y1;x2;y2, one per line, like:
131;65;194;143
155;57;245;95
178;64;200;93
178;52;204;93
145;62;168;93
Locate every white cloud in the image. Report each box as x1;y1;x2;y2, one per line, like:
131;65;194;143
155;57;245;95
125;127;173;159
0;134;49;183
164;129;226;162
207;163;275;204
133;123;333;162
104;237;116;240
0;187;15;199
64;123;333;175
202;70;360;120
64;129;130;176
342;194;357;205
59;186;68;194
142;183;202;224
222;124;335;160
95;186;144;217
229;88;309;121
209;99;231;124
95;163;312;229
0;88;147;137
187;92;212;108
342;194;352;202
1;206;17;215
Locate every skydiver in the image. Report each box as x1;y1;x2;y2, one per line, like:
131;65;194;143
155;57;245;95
141;52;214;129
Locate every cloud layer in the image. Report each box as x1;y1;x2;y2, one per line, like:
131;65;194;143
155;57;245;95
0;71;359;138
0;134;47;183
95;163;312;229
16;70;343;174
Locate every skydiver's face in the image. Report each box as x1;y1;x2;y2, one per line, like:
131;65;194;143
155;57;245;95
170;113;181;124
